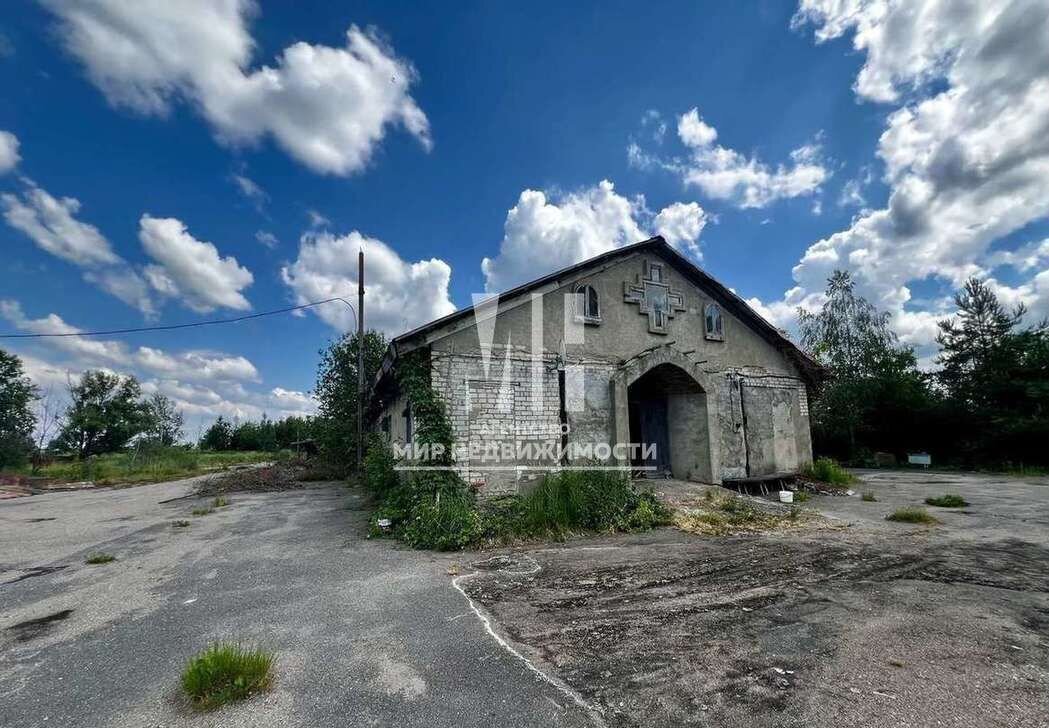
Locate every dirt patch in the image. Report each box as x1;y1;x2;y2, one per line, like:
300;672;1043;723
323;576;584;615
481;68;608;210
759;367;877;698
464;531;1049;727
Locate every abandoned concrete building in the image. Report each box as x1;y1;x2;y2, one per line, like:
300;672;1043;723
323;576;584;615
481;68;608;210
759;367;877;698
371;236;821;495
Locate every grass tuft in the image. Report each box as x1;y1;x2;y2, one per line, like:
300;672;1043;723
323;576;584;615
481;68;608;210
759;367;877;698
180;642;274;709
886;507;939;524
861;491;878;502
85;552;116;564
191;507;215;517
213;496;230;508
924;493;968;508
801;457;855;486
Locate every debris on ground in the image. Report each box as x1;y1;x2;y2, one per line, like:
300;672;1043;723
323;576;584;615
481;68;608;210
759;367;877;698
194;463;321;496
673;493;819;536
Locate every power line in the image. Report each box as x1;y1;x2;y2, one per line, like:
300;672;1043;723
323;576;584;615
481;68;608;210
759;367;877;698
0;296;357;339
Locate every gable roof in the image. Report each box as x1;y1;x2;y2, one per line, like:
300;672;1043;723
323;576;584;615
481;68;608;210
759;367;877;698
377;236;824;385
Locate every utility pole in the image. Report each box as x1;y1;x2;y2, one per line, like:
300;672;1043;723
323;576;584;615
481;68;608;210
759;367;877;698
357;249;365;473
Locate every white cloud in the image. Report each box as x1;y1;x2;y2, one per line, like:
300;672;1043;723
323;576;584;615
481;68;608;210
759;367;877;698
2;183;119;266
139;214;254;312
134;346;259;382
41;1;431;175
673;108;830;208
778;0;1049;349
0;130;19;173
0;300;306;435
2;182;157;315
255;230;278;249
0;300;126;363
481;180;708;292
654;202;708;259
231;172;267;209
306;209;331;228
281;230;455;336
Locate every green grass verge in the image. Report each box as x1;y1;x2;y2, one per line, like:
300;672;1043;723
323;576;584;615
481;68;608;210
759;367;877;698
924;493;968;508
21;449;282;486
85;552;116;564
886;507;939;524
180;642;274;709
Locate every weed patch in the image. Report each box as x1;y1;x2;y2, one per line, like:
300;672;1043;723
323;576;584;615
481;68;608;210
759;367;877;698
861;491;878;502
213;496;229;508
802;457;855;486
85;552;116;564
925;493;968;508
886;507;939;524
191;507;214;517
675;494;810;535
180;642;273;709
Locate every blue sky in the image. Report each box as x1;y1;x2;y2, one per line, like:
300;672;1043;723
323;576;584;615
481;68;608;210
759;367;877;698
2;1;1047;433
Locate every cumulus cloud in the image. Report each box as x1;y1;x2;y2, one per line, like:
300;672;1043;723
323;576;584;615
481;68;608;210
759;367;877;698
0;300;306;435
0;130;19;173
674;108;829;208
281;230;456;335
2;183;119;267
139;214;254;312
776;0;1049;349
481;180;709;292
41;1;431;175
2;181;157;315
630;109;829;209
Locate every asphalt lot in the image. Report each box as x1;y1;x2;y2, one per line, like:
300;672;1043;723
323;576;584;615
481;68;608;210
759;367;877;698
3;469;1048;727
0;480;593;728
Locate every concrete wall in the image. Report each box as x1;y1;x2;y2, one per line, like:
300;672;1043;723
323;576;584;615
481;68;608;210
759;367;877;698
401;248;813;493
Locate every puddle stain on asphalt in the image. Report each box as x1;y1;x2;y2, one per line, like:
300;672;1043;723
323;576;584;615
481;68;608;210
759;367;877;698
4;609;74;645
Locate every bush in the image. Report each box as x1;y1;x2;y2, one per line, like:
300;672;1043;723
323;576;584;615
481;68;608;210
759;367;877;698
401;489;482;551
85;552;115;564
802;457;855;485
180;642;274;709
925;493;968;508
886;507;939;524
363;435;400;497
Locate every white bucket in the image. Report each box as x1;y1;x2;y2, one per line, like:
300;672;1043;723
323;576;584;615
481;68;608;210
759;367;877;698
779;490;794;504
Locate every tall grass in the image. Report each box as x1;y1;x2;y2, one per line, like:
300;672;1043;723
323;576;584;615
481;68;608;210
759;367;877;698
30;448;279;486
517;469;670;535
802;457;855;486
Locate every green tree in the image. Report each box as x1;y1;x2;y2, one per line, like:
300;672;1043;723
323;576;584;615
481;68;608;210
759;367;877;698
0;349;39;469
936;277;1025;407
936;278;1049;466
199;416;234;451
55;371;150;456
142;393;184;446
314;330;387;473
798;271;934;460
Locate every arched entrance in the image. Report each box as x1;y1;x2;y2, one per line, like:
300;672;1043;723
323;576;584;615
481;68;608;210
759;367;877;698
626;362;712;479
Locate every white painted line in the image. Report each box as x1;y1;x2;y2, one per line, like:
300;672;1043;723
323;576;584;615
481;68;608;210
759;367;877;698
452;568;606;726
